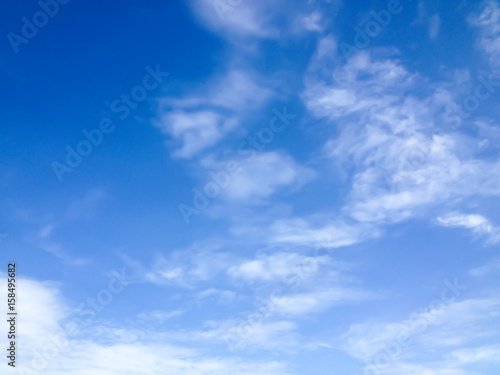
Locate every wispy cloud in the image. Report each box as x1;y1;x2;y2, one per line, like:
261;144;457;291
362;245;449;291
470;1;500;70
437;212;500;244
0;277;293;375
156;69;274;159
469;256;500;277
341;293;500;375
227;252;331;283
302;40;500;227
201;151;315;203
137;310;183;322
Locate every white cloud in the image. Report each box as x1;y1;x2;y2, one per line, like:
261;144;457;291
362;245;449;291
372;362;469;375
429;14;441;40
189;0;342;44
159;110;239;158
156;69;273;159
470;1;500;69
202;151;316;202
67;188;107;220
227;252;330;283
47;340;291;375
190;0;281;40
302;43;500;225
137;310;183;322
272;288;373;317
296;12;324;33
341;296;500;374
469;256;500;276
304;51;415;121
437;213;492;232
143;248;233;287
449;345;500;363
0;276;293;375
270;217;374;248
39;224;55;238
165;316;299;353
171;70;274;112
11;278;69;356
437;212;500;243
197;288;236;303
37;243;90;266
222;320;299;352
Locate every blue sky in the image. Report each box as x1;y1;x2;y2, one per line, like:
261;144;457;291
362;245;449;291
1;0;500;374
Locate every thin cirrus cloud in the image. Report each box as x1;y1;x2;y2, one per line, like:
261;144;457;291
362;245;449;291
141;246;236;287
437;212;500;244
0;277;293;375
137;310;183;322
413;1;441;40
227;252;331;283
296;11;324;33
166;318;300;352
269;217;373;248
302;36;500;225
190;0;281;39
189;0;328;41
271;287;375;317
429;14;441;40
200;151;316;203
159;110;239;159
155;69;274;159
449;345;500;363
190;0;341;42
469;256;500;277
341;296;500;374
469;1;500;70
